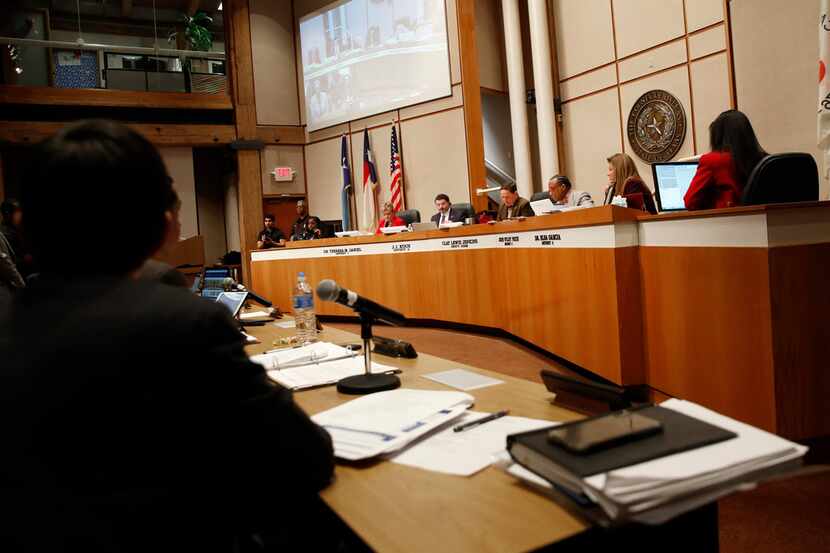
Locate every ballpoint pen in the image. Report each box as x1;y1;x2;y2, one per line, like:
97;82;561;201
453;410;510;433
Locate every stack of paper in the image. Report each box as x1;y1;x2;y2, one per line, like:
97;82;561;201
250;342;397;390
391;411;557;476
502;399;808;524
312;389;474;460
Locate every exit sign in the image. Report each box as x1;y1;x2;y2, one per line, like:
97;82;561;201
271;167;295;182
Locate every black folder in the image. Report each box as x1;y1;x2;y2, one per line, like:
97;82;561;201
507;405;737;479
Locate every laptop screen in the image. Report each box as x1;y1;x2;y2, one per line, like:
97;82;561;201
215;291;248;318
651;161;699;212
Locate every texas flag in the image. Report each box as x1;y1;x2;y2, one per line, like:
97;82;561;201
819;1;830;148
361;128;379;233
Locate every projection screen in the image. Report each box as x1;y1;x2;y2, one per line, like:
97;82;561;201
299;0;452;132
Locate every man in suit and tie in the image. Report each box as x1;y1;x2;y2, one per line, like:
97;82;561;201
0;120;335;552
496;183;534;221
430;193;466;226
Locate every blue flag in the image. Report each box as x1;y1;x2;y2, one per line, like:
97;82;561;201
340;134;352;231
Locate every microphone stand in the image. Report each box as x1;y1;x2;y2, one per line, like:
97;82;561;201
336;311;401;394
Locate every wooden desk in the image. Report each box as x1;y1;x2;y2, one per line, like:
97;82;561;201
250;203;830;439
251;207;645;386
243;323;718;553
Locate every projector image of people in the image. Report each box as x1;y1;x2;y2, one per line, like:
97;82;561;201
300;0;452;131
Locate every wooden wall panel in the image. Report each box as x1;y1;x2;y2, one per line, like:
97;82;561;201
640;246;777;432
0;121;236;146
0;85;233;110
768;244;830;440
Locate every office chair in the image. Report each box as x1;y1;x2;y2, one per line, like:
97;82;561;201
742;153;819;206
530;191;550;202
398;209;421;225
452;202;475;220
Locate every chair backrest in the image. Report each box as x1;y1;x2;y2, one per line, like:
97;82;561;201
398;209;421;225
452;202;475;220
742;153;819;206
530;191;550;202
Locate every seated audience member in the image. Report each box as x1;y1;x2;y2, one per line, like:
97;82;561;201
290;200;310;241
1;199;31;276
256;213;286;249
376;201;406;234
603;153;658;214
137;189;187;287
430;193;465;225
496;183;534;221
299;216;323;240
548;175;594;207
0;120;334;552
684;110;768;210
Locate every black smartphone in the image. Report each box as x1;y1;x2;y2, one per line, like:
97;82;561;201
546;410;662;454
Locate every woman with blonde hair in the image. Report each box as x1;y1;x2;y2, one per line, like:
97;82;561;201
603;153;658;214
376;201;406;234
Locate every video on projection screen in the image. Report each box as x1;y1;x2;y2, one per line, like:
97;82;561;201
299;0;452;132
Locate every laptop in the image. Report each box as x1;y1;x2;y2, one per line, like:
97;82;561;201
201;267;231;300
215;291;248;318
651;161;699;212
410;221;438;232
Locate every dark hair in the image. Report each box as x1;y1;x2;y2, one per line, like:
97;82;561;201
23;120;173;275
264;214;275;222
500;183;518;193
306;216;320;226
0;198;21;222
550;175;572;190
709;110;767;185
434;193;450;203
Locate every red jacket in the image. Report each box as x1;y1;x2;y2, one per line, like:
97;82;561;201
376;216;406;234
684;151;741;210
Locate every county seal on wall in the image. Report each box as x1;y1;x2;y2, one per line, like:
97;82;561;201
627;90;686;163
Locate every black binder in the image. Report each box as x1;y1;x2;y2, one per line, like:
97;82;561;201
507;406;737;484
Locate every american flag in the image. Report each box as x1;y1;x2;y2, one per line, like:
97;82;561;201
389;125;404;211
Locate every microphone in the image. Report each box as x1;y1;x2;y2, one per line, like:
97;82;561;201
317;279;405;326
221;277;273;308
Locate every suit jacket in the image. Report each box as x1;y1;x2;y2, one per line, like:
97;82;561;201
497;197;534;221
684;151;742;210
0;275;334;552
561;189;595;208
603;178;657;214
138;258;188;287
430;207;466;225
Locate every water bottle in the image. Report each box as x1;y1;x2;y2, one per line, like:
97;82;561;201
292;272;317;344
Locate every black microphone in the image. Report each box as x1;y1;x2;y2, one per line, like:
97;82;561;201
317;279;405;326
222;277;273;308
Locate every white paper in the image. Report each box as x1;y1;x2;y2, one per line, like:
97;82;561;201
240;310;270;320
391;412;557;476
267;356;397;391
241;331;260;344
438;221;463;229
379;225;409;234
274;320;296;329
530;198;563;216
423;369;504;391
312;389;475;460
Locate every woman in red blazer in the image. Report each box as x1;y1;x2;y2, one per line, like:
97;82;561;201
376;201;406;234
604;153;658;214
684;110;767;210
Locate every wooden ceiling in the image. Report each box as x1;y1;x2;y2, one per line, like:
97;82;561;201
123;0;222;16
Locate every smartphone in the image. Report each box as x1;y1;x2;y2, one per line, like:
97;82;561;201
546;410;662;454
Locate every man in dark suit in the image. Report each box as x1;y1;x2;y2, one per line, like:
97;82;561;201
429;193;466;226
496;183;534;221
0;121;335;552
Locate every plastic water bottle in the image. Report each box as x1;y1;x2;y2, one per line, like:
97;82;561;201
292;272;317;344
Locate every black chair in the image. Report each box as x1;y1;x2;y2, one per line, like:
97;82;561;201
398;209;421;225
530;191;550;202
742;153;819;206
452;202;475;220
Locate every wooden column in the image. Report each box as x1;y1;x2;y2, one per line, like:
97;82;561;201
456;0;487;212
225;0;263;284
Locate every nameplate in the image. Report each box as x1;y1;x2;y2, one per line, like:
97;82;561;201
252;224;637;263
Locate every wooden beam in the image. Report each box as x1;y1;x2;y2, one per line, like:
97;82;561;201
0;85;233;111
0;121;237;146
456;0;487;212
225;0;263;284
256;125;306;145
